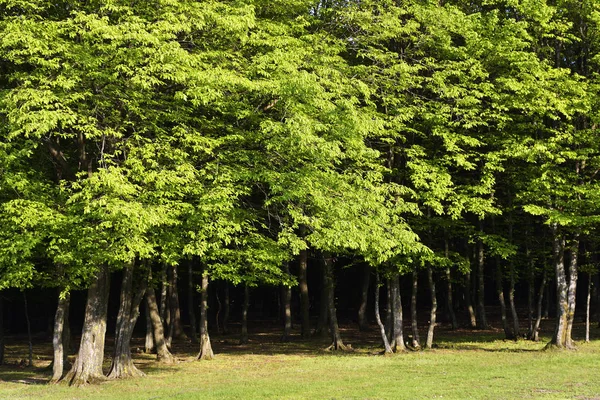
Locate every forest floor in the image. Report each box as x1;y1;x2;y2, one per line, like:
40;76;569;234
0;316;599;399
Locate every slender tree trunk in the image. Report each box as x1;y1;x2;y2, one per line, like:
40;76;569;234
410;269;420;349
197;273;214;360
549;226;568;348
144;303;155;354
477;238;488;329
565;237;579;349
298;250;310;338
385;280;393;343
282;264;292;342
426;267;437;349
446;267;458;330
495;261;514;340
532;270;547;342
188;262;198;344
315;261;329;338
64;265;110;386
23;292;33;367
145;287;174;363
508;263;520;338
51;292;70;383
357;265;370;331
240;284;250;344
585;273;591;343
374;273;393;354
168;265;187;342
107;262;147;379
159;265;168;323
391;275;406;352
323;255;348;351
223;283;230;335
465;269;477;328
527;260;535;339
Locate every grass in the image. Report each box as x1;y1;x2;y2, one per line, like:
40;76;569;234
1;319;599;399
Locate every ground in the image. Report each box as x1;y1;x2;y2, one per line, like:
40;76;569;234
1;317;599;399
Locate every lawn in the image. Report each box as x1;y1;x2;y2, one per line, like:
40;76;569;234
0;321;599;399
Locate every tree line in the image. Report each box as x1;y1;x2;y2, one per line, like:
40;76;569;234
0;0;599;386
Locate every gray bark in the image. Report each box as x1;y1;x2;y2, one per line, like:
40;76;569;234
585;273;591;343
565;237;579;348
298;250;311;338
477;239;488;329
145;286;174;363
532;270;547;342
197;273;214;360
51;292;70;383
282;264;292;342
323;255;349;351
144;302;155;354
549;226;569;348
374;273;393;354
64;265;110;386
410;269;420;349
391;275;406;352
107;262;147;379
425;267;437;349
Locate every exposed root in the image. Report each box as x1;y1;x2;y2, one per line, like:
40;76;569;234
324;342;352;352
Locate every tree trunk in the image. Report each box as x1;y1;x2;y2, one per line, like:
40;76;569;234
357;265;370;331
477;238;488;329
315;261;329;338
282;264;292;342
391;275;406;352
240;284;250;344
159;264;168;325
23;292;33;367
446;267;458;330
323;255;349;351
410;269;420;349
426;267;437;349
107;262;147;379
508;262;520;338
385;280;393;343
495;261;514;340
188;262;198;344
564;237;579;349
144;302;155;354
168;265;187;342
549;226;568;348
298;249;311;338
465;269;477;328
374;273;393;354
197;273;214;360
532;270;547;342
223;283;230;335
64;265;110;386
585;273;591;343
527;259;535;339
145;286;174;363
51;291;70;383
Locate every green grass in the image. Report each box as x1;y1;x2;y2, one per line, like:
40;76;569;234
1;326;600;399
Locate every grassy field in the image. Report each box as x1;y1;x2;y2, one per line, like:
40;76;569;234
1;320;599;399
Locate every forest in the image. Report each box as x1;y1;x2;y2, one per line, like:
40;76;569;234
0;0;600;392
